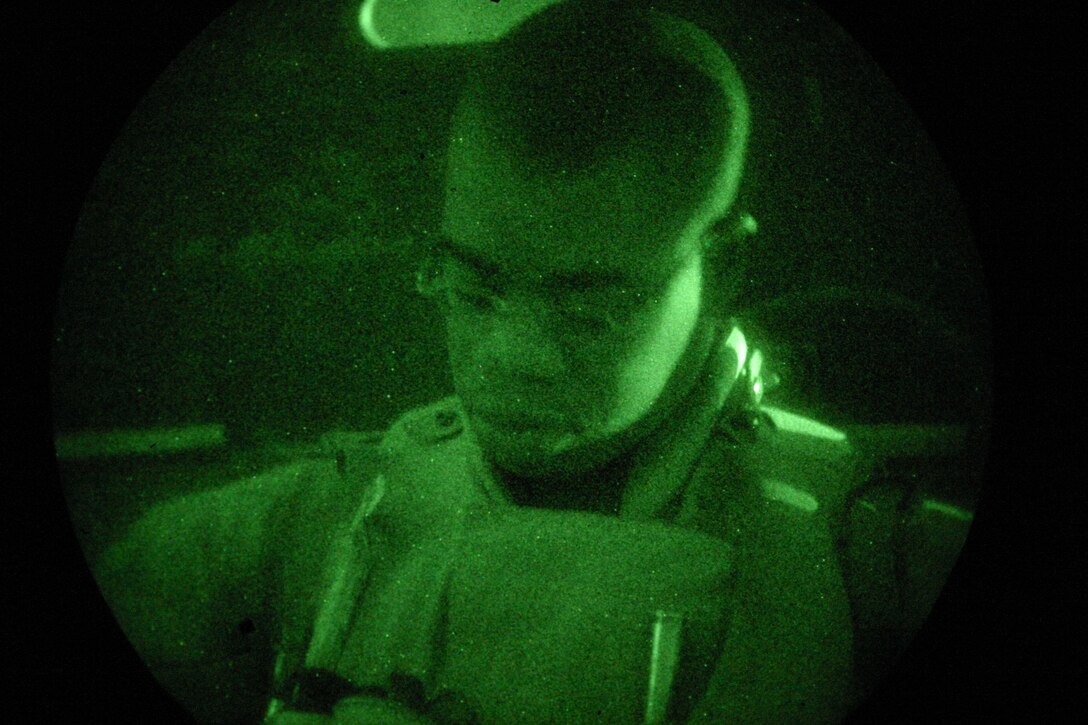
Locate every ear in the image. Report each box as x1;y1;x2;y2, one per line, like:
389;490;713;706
702;212;757;311
704;211;757;243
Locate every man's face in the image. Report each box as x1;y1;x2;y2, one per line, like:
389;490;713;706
439;108;710;477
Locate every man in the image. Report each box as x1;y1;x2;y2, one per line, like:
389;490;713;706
94;2;972;723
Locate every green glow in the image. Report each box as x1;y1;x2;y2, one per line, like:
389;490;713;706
54;424;226;459
358;0;566;49
740;212;759;235
921;498;974;522
842;424;969;457
357;0;389;49
759;478;819;513
645;610;683;724
726;325;748;379
62;2;989;722
761;406;848;442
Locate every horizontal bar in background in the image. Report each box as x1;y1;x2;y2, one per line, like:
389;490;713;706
54;424;227;460
841;423;972;458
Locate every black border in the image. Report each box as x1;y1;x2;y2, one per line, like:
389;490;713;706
10;0;1066;722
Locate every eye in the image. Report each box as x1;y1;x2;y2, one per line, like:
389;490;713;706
450;284;498;312
572;313;617;336
567;288;644;329
440;257;500;312
556;300;618;335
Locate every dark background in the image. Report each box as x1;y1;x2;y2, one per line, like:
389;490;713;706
8;0;1079;723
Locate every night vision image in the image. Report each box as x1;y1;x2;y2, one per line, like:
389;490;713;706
52;0;991;722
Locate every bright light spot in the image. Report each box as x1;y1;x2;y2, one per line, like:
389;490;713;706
762;405;848;442
358;0;567;50
724;326;747;380
358;0;390;49
759;478;819;513
54;424;227;460
921;498;974;522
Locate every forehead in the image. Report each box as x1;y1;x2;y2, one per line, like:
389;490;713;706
441;111;709;290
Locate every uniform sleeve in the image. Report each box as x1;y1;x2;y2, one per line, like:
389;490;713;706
682;405;865;723
93;458;340;724
838;475;975;698
686;485;856;724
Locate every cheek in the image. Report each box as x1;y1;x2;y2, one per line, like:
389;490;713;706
562;344;628;411
444;316;480;380
444;312;616;429
606;326;682;423
441;257;701;433
605;265;703;426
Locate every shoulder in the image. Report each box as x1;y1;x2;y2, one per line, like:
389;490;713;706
306;396;467;492
363;397;506;547
370;396;481;503
295;397;472;534
93;456;344;723
751;407;979;697
96;456;345;632
379;396;467;452
272;401;478;688
692;403;860;722
716;402;868;522
276;396;473;585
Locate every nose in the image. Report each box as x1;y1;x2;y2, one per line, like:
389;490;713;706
481;304;569;384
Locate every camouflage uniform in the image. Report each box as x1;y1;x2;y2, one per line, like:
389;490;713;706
96;331;972;724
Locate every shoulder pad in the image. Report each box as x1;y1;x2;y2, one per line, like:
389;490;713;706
713;403;866;519
713;402;856;465
388;396;466;448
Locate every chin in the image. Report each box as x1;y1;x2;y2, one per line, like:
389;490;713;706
474;428;565;476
